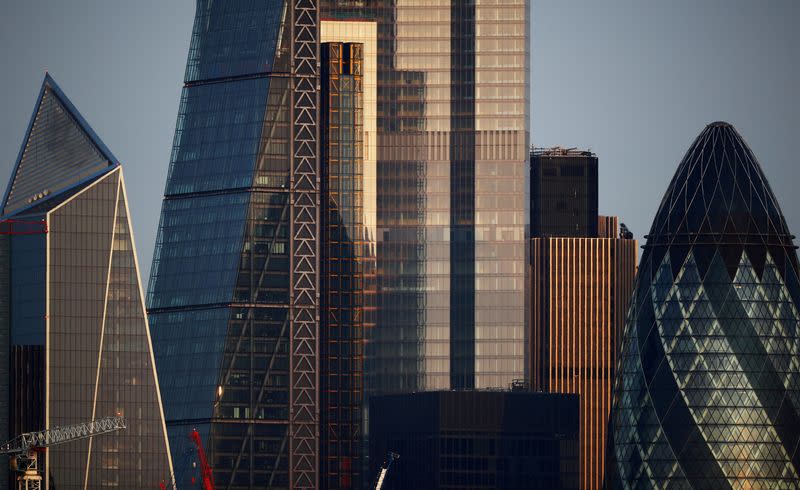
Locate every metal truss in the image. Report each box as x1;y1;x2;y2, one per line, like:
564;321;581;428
0;416;126;455
290;0;320;488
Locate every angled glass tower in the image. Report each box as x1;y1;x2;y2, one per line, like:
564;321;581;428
0;75;173;489
146;2;319;489
607;122;800;488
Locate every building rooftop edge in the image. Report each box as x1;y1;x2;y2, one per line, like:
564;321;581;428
531;146;596;158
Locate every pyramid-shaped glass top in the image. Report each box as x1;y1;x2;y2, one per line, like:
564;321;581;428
1;74;119;217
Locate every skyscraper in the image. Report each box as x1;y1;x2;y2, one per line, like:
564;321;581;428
529;145;637;489
0;74;173;489
529;218;637;490
318;17;378;490
607;122;800;488
147;2;320;488
150;2;529;487
321;0;530;394
530;147;599;238
320;41;373;490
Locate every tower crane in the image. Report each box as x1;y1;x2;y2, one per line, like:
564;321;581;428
0;415;126;490
189;429;215;490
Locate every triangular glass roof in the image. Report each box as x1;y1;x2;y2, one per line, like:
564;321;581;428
1;74;119;217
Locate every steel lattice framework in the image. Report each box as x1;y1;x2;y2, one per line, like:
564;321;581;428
0;416;126;455
290;0;320;488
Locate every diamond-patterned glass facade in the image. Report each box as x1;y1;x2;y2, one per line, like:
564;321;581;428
607;122;800;488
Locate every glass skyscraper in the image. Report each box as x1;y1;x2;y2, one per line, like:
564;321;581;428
147;1;319;488
150;1;529;488
607;122;800;488
321;0;530;393
529;148;637;489
0;75;173;489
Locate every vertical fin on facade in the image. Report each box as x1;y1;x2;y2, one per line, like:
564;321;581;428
2;75;118;217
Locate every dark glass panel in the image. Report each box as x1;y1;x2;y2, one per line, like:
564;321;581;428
3;84;110;216
9;232;46;345
185;0;286;82
147;192;249;309
165;78;270;196
150;308;229;422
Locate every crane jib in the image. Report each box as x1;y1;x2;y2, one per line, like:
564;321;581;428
0;416;126;454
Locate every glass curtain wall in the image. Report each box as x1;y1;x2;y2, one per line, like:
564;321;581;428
321;0;529;394
1;75;173;489
147;1;318;488
608;123;800;488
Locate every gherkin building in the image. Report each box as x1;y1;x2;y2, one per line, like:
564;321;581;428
606;122;800;489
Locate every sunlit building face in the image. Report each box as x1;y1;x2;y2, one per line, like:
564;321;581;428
322;0;530;395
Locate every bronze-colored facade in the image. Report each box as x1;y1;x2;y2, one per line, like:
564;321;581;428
529;222;637;490
598;215;618;239
320;41;374;490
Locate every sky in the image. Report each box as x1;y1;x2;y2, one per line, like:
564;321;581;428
0;1;798;280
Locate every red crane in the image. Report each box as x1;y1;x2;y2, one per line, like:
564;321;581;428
190;429;215;490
